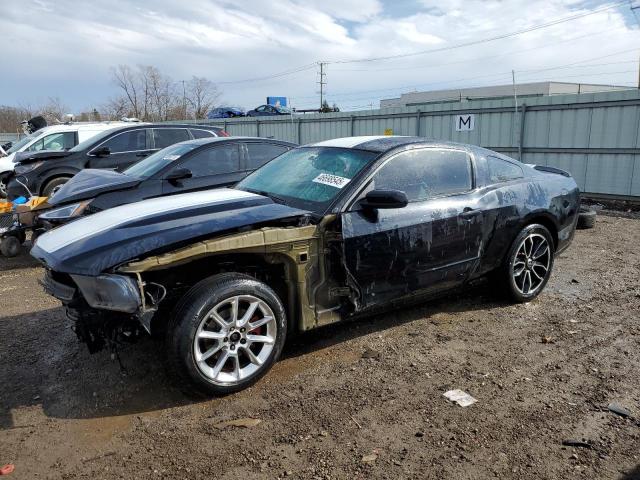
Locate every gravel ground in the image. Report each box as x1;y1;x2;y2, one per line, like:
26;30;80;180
0;214;639;480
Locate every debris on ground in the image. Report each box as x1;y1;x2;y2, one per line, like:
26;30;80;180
361;451;379;463
607;403;632;418
541;336;555;344
361;347;381;360
0;464;14;476
213;418;262;429
443;389;478;407
562;439;592;449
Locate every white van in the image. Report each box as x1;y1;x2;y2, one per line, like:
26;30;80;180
0;121;135;198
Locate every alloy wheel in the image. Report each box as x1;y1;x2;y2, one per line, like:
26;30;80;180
512;233;551;295
193;294;277;385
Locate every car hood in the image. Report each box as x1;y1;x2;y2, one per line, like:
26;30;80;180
14;150;73;164
31;188;311;276
49;169;141;206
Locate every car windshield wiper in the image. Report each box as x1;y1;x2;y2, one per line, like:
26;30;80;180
244;189;287;204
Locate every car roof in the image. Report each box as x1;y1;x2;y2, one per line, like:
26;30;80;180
33;122;136;134
309;136;475;153
176;136;297;147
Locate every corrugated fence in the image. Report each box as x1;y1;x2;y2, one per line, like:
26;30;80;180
188;89;640;198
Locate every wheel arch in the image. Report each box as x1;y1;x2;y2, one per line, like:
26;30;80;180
521;212;559;251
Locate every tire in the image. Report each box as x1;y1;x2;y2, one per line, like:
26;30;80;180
577;210;596;229
41;177;71;198
165;273;287;397
0;236;22;257
0;173;10;199
501;224;555;303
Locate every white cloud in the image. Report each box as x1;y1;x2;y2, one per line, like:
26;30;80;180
0;0;637;112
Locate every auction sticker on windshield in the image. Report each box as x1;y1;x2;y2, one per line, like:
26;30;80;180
312;173;350;189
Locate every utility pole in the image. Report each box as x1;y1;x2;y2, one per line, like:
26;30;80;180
318;62;326;111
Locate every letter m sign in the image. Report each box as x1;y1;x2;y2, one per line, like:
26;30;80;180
455;114;475;131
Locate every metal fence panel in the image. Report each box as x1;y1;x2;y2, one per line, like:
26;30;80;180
150;90;640;198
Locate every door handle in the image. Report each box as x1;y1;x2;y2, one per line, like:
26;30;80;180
136;152;149;157
460;208;480;220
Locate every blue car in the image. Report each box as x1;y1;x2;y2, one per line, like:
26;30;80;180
207;107;245;119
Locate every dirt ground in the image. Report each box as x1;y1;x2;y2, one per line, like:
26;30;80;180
1;214;639;480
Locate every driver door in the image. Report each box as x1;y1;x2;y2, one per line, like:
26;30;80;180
341;148;484;310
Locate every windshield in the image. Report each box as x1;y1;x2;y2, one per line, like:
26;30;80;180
275;106;291;114
69;126;122;152
124;142;200;179
6;132;40;154
236;147;377;213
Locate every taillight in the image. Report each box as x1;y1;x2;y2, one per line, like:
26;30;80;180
217;130;230;137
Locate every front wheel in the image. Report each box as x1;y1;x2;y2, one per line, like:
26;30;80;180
165;273;287;396
42;176;71;198
501;224;555;303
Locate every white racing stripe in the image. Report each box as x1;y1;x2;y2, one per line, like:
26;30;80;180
37;188;258;253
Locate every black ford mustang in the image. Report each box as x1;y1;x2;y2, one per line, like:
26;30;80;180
32;136;580;396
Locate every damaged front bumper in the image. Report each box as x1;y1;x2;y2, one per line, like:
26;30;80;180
40;270;155;353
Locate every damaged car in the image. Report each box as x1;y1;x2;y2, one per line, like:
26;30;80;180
31;136;580;396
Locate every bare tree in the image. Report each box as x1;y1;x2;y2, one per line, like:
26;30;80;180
186;76;220;119
111;65;141;118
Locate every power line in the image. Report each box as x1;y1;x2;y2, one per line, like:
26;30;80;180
215;63;317;85
324;1;629;65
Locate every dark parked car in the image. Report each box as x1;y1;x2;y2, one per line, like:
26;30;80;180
32;136;579;396
39;137;295;226
246;105;291;117
208;107;245;118
6;124;228;199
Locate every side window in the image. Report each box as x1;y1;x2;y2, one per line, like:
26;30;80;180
255;106;266;112
102;130;147;153
153;128;190;149
487;156;524;183
27;132;75;151
178;144;240;178
245;143;289;169
189;129;214;139
368;149;473;202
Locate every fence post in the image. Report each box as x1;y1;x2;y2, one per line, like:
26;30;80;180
415;110;421;136
350;115;355;136
518;104;527;161
256;120;260;137
297;118;302;144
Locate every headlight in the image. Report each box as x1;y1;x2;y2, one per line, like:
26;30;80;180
39;200;92;221
14;161;44;175
71;274;141;313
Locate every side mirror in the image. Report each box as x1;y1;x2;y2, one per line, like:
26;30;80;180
92;146;110;157
361;189;408;209
166;168;193;184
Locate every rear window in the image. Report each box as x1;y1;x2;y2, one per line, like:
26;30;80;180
189;129;215;139
487;156;524;183
153;128;190;149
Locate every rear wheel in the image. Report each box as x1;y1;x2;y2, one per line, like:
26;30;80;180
0;236;22;257
165;273;287;397
501;224;555;302
42;176;71;198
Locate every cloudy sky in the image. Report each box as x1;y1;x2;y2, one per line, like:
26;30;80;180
1;0;638;112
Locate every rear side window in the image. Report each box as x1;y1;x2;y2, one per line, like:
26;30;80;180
102;130;147;153
369;149;472;202
487;156;524;183
153;128;190;149
178;144;240;178
189;129;215;139
245;143;290;169
27;132;75;151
